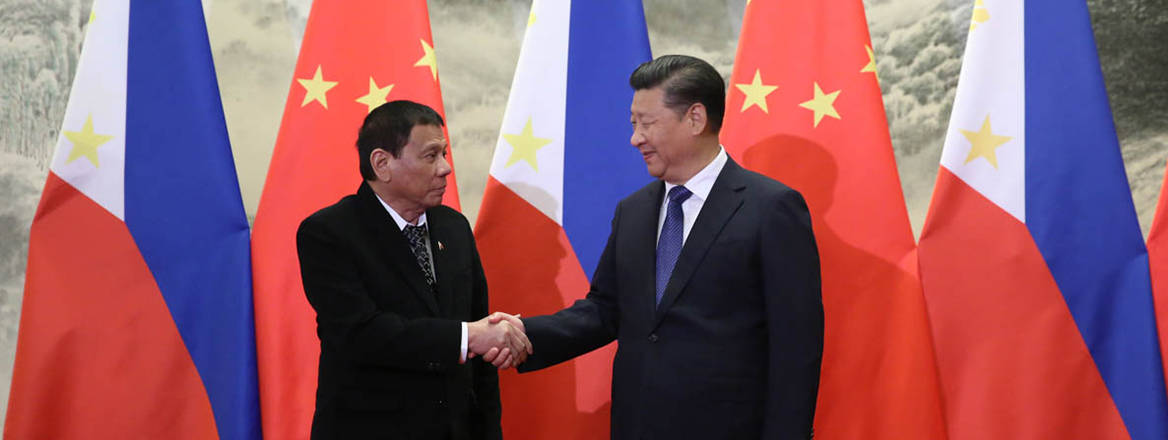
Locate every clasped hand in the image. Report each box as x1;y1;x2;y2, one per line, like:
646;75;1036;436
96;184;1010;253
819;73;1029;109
467;312;532;369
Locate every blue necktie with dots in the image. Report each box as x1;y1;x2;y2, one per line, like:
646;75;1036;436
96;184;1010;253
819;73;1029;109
656;186;692;306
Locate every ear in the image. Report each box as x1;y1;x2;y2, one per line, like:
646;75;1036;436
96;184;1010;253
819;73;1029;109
686;103;708;135
370;148;393;182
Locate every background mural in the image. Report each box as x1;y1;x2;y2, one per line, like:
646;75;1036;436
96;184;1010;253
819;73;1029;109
0;0;1164;422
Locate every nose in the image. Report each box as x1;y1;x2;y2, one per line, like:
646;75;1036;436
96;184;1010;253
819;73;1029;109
630;129;644;147
437;152;453;177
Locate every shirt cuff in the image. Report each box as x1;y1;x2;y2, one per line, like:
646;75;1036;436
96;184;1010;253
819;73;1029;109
459;322;468;364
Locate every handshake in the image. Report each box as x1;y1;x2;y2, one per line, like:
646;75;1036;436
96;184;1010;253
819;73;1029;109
466;312;532;369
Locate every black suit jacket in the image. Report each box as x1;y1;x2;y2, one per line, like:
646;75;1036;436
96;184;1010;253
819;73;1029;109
519;158;823;439
297;182;502;440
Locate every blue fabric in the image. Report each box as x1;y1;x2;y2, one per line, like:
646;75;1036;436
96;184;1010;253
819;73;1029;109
1024;0;1168;438
655;186;692;305
124;1;261;438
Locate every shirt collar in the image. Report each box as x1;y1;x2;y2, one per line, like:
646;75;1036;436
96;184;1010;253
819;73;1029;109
375;193;427;231
664;146;728;203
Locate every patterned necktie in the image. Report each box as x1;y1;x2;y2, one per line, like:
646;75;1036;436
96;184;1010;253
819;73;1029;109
402;224;435;288
656;185;692;306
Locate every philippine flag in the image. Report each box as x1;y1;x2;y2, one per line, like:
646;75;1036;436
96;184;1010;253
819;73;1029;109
6;1;261;439
473;0;651;437
917;1;1168;439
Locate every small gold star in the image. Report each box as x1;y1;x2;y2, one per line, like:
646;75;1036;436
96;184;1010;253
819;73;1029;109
970;0;990;31
503;117;553;171
798;82;842;127
960;115;1013;169
861;45;877;75
297;65;338;109
415;39;439;81
63;114;114;168
734;69;779;113
356;77;394;113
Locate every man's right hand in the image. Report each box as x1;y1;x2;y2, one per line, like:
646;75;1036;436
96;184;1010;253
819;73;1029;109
467;313;532;369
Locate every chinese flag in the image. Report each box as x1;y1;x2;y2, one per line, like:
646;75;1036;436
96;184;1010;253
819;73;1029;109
1151;161;1168;389
250;1;459;438
719;1;946;438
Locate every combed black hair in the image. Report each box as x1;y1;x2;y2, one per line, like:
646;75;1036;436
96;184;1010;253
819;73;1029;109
628;55;725;134
356;100;445;180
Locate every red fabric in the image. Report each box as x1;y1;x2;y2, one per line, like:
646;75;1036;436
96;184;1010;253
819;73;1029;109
918;168;1128;439
719;1;946;438
250;2;459;438
475;177;612;439
1149;161;1168;392
6;174;216;439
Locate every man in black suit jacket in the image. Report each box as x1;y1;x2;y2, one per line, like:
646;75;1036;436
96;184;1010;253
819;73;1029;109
501;55;823;439
297;101;530;440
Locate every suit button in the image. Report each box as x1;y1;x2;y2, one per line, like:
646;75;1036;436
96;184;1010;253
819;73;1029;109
648;334;658;343
437;399;446;406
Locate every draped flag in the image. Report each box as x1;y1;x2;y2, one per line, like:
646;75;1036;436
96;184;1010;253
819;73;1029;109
473;0;651;437
250;1;460;438
6;1;260;439
719;1;946;438
1150;161;1168;388
917;1;1168;438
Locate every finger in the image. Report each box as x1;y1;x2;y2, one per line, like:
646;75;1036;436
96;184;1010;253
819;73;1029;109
481;346;500;363
492;348;512;368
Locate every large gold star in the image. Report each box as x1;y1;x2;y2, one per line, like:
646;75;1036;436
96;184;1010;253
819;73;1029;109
861;45;877;75
356;77;394;113
503;117;553;171
960;115;1012;168
734;69;779;113
415;39;439;81
63;114;114;167
798;82;842;127
297;65;338;109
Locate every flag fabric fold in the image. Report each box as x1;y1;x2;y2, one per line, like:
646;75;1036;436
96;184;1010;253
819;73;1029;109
719;1;947;438
1149;161;1168;389
473;0;651;437
6;1;260;439
249;1;461;438
918;1;1168;438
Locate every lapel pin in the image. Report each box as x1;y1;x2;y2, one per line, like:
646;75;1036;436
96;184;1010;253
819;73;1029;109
437;241;445;251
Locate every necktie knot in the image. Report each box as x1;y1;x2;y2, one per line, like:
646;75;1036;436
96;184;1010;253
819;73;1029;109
402;224;426;247
668;185;692;204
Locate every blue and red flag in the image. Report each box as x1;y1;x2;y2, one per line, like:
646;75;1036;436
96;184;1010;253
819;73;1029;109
473;0;651;437
1150;161;1168;390
6;1;260;438
918;0;1168;438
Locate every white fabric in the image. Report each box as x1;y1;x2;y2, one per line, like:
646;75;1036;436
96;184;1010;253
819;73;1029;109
658;147;729;245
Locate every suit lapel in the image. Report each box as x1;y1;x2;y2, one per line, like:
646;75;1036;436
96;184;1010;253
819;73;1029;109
632;182;666;323
653;160;746;328
355;183;440;316
427;210;456;317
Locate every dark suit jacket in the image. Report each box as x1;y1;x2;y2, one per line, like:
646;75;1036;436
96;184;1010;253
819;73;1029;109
519;158;823;439
297;182;502;440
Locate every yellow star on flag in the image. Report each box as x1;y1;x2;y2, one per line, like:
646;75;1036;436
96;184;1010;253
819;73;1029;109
63;113;114;167
503;117;553;171
415;39;439;81
356;77;395;113
798;82;842;127
861;45;877;75
298;65;338;109
970;0;990;31
960;114;1012;168
734;69;779;113
528;10;537;27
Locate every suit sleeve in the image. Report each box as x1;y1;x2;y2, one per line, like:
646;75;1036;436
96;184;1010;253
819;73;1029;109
760;189;823;440
517;202;623;372
297;215;462;373
467;225;503;440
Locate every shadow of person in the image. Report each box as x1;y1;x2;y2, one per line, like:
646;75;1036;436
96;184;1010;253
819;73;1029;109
476;181;610;439
741;135;931;437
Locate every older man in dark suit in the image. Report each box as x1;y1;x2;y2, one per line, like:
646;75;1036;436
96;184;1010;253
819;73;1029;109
502;55;823;439
297;100;530;440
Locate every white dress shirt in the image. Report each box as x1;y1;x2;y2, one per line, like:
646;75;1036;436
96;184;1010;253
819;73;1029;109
376;194;469;363
657;146;729;245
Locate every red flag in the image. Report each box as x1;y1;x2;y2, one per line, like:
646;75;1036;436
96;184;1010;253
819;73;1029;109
1151;160;1168;389
719;1;946;438
250;2;459;438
